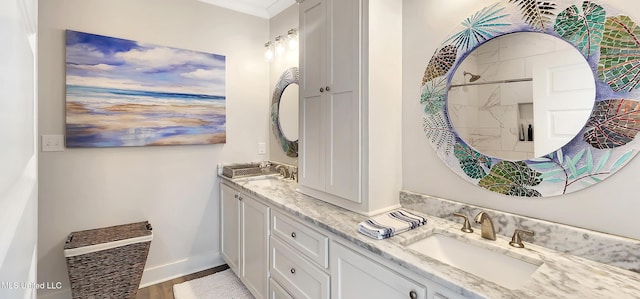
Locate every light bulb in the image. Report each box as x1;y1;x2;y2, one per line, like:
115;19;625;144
275;36;285;56
264;42;273;61
287;29;298;50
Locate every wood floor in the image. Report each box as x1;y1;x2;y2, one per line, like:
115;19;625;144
136;264;230;299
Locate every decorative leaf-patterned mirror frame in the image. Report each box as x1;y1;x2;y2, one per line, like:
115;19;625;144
421;0;640;197
271;67;299;157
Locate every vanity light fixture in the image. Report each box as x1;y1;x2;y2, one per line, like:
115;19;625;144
287;28;298;50
265;41;274;61
264;28;298;62
275;35;285;56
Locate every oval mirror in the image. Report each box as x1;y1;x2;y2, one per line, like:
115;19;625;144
420;0;640;197
279;83;299;141
447;32;596;161
271;67;299;157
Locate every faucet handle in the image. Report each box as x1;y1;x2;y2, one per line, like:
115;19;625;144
275;164;289;178
509;229;534;248
452;213;474;233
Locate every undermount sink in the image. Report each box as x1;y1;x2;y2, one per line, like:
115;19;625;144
406;233;542;289
243;176;280;187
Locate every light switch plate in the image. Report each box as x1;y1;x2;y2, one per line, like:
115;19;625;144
258;142;266;155
42;135;65;152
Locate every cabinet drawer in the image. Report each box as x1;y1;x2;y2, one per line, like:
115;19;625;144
271;210;329;268
270;236;330;299
269;278;294;299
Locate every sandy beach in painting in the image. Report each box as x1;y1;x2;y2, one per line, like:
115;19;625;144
65;30;226;147
66;85;226;147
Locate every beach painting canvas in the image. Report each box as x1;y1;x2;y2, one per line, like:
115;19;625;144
65;30;226;147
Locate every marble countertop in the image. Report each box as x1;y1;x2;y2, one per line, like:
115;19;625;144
221;174;640;298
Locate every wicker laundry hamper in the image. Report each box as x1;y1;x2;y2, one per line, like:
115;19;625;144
64;221;153;299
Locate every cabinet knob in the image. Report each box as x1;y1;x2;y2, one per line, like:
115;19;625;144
234;194;238;199
325;86;331;91
290;268;296;274
238;196;243;201
320;87;325;92
409;290;418;299
291;232;297;238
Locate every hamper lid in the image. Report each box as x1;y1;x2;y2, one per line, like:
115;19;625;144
64;221;152;257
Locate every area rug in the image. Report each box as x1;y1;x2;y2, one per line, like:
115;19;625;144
173;269;254;299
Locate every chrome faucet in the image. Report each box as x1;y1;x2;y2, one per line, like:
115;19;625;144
474;212;496;240
275;164;290;179
259;161;272;173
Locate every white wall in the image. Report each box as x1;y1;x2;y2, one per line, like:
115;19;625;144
0;0;38;298
268;5;299;165
38;0;269;297
403;0;640;240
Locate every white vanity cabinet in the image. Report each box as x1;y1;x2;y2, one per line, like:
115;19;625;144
220;182;269;299
298;0;403;216
221;179;463;299
269;210;330;299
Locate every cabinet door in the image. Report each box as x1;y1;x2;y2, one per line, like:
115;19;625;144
331;241;427;299
324;0;360;202
220;183;240;275
299;0;361;203
299;0;326;191
241;195;270;299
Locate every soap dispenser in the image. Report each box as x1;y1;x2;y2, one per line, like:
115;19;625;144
519;124;525;141
527;124;533;141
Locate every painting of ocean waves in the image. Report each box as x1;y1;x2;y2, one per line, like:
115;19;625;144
65;30;226;147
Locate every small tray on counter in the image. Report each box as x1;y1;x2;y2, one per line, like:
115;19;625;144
222;163;276;178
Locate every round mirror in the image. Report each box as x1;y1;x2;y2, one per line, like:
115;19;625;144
271;67;299;157
447;32;596;161
279;84;299;141
420;0;640;197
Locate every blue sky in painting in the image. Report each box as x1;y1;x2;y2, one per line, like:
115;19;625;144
65;30;225;96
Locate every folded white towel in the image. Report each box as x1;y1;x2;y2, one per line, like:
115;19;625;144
358;210;427;240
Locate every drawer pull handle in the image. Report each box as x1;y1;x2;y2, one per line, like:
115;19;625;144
409;290;418;299
291;232;297;238
290;268;296;274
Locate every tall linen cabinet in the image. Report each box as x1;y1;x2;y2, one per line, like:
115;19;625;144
298;0;403;215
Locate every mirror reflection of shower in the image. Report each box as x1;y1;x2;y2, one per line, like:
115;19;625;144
446;32;596;161
464;71;481;82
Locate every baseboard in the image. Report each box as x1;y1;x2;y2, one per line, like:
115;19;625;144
139;250;225;288
37;251;224;299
